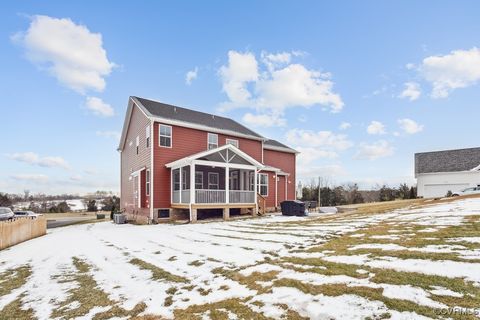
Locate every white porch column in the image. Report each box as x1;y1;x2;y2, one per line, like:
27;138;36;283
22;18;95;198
190;162;195;204
179;166;183;203
254;169;258;211
225;166;230;204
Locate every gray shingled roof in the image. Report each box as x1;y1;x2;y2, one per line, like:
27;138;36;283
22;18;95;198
415;147;480;175
264;139;296;152
134;97;263;138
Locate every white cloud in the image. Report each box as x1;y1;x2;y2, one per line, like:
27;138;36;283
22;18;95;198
399;82;421;101
185;67;198;85
242;112;286;127
70;174;83;181
218;50;344;126
12;15;114;93
10;174;49;183
96;130;121;140
219;51;259;105
297;164;346;181
296;147;338;166
366;121;386;135
261;51;291;71
398;118;424;134
256;63;343;113
405;63;415;70
420;47;480;98
339;122;351;130
355;140;394;160
85;97;114;117
8;152;70;169
286;129;353;151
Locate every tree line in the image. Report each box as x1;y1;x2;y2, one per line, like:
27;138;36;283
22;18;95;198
300;182;417;206
0;192;120;214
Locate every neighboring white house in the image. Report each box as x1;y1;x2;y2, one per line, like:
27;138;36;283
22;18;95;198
415;147;480;198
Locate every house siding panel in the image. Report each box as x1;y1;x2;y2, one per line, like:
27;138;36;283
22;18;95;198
120;104;151;221
263;149;296;202
153;123;263;209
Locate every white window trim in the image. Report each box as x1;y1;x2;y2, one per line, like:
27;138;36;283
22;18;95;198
208;172;219;189
258;173;269;196
136;136;139;154
207;133;218;150
195;171;203;189
145;169;150;196
226;138;239;148
159;124;172;148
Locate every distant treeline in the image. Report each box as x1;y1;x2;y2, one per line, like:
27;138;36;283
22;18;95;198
300;182;417;206
0;191;120;213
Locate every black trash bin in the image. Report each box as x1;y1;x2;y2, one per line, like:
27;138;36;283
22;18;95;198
280;200;307;216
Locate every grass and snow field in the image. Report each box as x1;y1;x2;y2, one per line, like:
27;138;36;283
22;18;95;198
1;197;480;319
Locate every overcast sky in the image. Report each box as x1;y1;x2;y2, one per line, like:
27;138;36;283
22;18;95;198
1;1;480;194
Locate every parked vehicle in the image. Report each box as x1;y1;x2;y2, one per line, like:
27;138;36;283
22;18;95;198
452;186;480;197
14;210;37;217
0;207;14;221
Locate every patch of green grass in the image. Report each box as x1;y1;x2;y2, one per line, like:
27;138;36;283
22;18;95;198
188;260;204;267
52;257;146;320
212;267;278;293
0;294;35;319
0;265;31;297
273;278;460;320
173;298;273;320
197;287;212;296
129;258;188;283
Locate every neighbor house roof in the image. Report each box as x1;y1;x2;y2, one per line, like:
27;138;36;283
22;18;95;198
133;96;263;139
415;147;480;176
263;139;298;154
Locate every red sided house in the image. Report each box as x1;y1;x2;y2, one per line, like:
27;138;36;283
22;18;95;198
118;96;298;223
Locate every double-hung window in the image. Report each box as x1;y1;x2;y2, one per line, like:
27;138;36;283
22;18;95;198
195;172;203;189
146;126;150;148
145;169;150;196
258;173;268;196
208;172;219;189
159;124;172;147
207;133;218;150
226;139;239;148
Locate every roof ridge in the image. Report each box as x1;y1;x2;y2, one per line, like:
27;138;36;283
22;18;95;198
133;96;265;139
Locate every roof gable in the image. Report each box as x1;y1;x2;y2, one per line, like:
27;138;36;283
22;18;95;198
165;144;264;168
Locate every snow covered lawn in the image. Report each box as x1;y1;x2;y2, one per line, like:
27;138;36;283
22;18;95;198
1;197;480;319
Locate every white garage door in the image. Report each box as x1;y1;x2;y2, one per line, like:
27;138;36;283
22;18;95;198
424;183;469;198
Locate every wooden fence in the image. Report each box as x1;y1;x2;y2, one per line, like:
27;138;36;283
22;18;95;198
0;215;47;250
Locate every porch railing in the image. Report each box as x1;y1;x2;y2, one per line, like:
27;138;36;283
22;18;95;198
229;190;255;203
173;189;256;204
196;189;226;203
172;189;193;203
181;190;190;203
